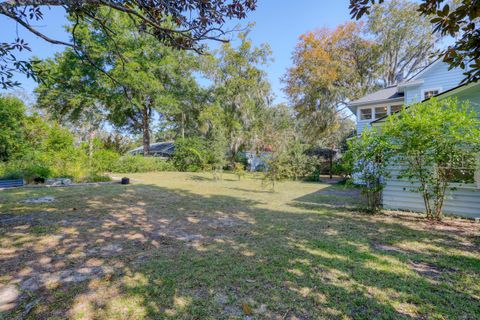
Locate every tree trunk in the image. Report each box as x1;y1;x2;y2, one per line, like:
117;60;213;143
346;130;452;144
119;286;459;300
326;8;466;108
88;130;95;164
329;150;333;180
142;106;150;156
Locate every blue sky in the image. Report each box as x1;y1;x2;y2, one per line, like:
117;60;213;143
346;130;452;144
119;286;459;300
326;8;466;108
0;0;352;104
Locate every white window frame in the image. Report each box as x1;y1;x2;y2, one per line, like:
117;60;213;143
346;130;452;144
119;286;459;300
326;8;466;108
357;104;404;123
421;87;442;100
358;107;373;121
374;106;388;119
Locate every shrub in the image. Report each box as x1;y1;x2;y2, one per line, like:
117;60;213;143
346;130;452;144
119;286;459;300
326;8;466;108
345;128;392;213
232;162;246;180
172;137;207;172
381;98;480;220
0;159;52;183
83;174;112;183
112;155;175;173
91;149;120;174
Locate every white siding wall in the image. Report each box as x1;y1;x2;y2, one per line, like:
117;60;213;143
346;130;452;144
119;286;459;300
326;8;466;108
383;162;480;218
405;62;466;105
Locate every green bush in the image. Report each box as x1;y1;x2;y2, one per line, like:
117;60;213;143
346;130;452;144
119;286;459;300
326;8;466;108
91;149;120;174
0;159;52;183
172;137;207;172
83;174;112;183
112;154;175;173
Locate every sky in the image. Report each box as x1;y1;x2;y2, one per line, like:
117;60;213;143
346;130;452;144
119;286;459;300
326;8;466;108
0;0;353;104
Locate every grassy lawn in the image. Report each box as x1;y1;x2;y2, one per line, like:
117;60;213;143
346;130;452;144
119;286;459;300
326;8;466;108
1;172;479;319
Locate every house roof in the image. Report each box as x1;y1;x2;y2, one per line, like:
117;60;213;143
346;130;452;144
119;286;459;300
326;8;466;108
129;141;175;157
347;86;404;109
348;60;442;110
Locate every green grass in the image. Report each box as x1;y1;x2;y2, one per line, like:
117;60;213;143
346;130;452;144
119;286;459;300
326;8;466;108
0;172;479;319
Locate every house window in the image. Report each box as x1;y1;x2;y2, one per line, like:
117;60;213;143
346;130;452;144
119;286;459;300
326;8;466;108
390;105;402;114
360;108;372;120
423;89;440;100
439;154;477;184
375;107;388;119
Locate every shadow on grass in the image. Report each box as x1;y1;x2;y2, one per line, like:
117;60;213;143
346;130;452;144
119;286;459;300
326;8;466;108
0;183;479;319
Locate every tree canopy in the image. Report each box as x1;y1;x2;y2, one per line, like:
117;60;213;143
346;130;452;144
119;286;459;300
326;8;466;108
349;0;480;82
283;22;376;143
0;0;257;88
35;10;200;155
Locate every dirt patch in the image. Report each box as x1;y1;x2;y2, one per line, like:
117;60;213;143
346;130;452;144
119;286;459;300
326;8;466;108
0;285;20;312
372;243;408;254
21;196;55;204
409;261;445;279
20;266;114;292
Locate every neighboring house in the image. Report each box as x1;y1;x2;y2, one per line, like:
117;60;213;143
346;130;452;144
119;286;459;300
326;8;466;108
129;141;175;158
348;60;480;218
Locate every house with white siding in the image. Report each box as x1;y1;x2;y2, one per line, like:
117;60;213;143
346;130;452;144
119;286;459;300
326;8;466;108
347;60;480;218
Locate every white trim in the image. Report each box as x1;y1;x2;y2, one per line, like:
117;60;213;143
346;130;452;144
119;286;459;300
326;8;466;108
421;87;442;100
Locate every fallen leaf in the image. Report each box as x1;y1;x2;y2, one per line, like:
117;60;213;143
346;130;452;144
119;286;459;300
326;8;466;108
242;303;252;315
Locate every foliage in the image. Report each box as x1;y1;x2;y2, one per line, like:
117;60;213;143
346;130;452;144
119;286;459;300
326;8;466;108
284;22;379;141
90;149;120;174
199;103;228;179
262;141;319;191
111;155;175;174
350;0;480;82
232;162;246;180
382;98;480;220
0;95;27;161
101;133;136;155
83;174;113;183
345;128;393;213
366;0;438;86
206;30;273;162
0;160;52;183
35;10;200;156
0;0;257;88
172;137;207;172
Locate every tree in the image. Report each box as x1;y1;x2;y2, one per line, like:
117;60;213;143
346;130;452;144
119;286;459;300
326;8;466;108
349;0;480;82
382;98;480;220
283;22;379;143
34;49;107;161
206;30;273;163
199;103;228;179
365;0;438;86
0;0;257;88
35;10;199;156
0;95;27;161
172;137;207;172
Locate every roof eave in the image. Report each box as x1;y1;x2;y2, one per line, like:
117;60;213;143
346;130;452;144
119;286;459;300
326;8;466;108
347;97;404;109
